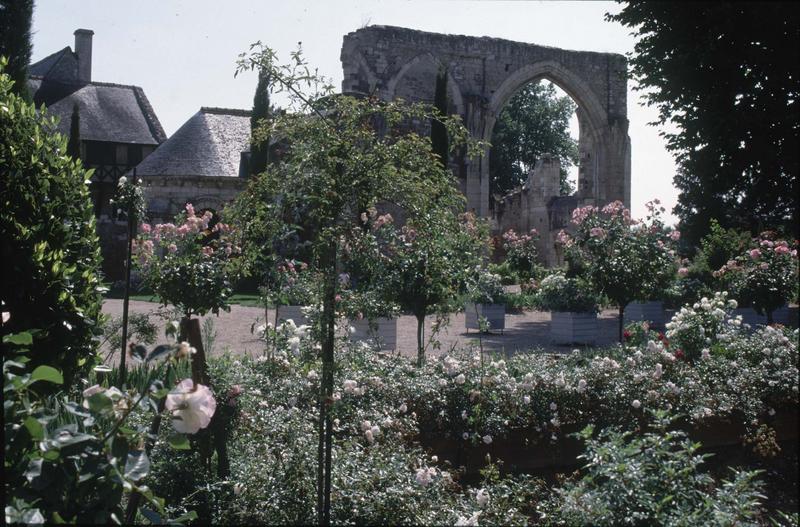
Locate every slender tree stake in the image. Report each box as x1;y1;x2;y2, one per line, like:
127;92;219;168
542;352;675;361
119;176;137;387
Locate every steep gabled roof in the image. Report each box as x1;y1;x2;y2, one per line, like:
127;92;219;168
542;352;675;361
133;107;251;178
28;77;166;145
28;46;76;78
27;41;166;145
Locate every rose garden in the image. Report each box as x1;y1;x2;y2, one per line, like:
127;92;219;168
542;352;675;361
3;9;800;527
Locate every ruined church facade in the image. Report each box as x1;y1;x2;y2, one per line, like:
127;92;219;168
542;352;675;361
340;26;631;265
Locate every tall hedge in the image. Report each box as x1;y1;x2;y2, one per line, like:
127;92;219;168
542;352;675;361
0;64;103;388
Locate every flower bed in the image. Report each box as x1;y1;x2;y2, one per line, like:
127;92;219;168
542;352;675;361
143;319;798;524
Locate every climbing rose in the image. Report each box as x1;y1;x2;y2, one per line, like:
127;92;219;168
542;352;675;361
165;379;217;434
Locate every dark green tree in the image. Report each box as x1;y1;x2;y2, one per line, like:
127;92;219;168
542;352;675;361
489;81;579;201
607;1;800;248
250;69;272;176
430;67;449;168
67;103;80;159
0;0;33;101
0;63;103;389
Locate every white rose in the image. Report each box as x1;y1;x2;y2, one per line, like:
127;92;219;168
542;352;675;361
165;379;217;434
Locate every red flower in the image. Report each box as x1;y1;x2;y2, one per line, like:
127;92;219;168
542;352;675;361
674;349;685;360
657;332;665;341
623;330;632;340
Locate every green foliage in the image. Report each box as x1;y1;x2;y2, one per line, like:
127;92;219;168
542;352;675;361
718;235;798;319
250;69;273;176
607;3;800;246
466;267;506;305
538;272;598;313
101;312;158;357
3;332;193;524
135;205;239;317
500;228;542;281
0;63;103;388
563;201;678;309
0;2;33;101
489;81;578;199
67;104;80;159
543;411;767;526
145;324;799;524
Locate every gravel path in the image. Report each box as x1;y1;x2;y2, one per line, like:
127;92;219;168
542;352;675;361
101;299;628;361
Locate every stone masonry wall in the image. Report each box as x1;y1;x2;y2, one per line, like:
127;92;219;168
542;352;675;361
341;25;631;267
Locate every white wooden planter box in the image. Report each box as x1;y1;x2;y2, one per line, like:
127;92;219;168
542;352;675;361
733;305;790;328
550;311;598;345
624;301;666;329
276;305;310;326
465;303;506;332
349;318;398;351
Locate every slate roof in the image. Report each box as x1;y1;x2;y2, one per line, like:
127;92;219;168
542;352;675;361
132;107;251;178
27;46;166;145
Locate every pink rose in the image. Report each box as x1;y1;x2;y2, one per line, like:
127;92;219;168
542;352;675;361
185;203;195;217
140;223;152;234
678;267;689;277
168;243;178;253
749;248;762;259
669;230;681;241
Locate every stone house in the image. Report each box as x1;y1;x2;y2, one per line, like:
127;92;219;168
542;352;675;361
132;107;251;224
28;29;166;278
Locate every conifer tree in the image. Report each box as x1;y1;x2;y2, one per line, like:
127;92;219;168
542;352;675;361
67;104;81;159
250;70;271;176
430;67;449;168
0;0;34;101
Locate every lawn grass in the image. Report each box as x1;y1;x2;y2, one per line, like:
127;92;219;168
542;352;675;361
103;286;264;307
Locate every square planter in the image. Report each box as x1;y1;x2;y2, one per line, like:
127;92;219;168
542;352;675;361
349;317;398;351
550;311;598;345
465;303;506;333
276;305;310;326
733;305;790;328
624;301;666;330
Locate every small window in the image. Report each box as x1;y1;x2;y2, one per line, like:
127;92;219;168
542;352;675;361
84;141;116;165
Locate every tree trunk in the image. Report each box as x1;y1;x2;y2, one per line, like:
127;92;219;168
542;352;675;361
416;313;425;367
317;242;337;526
181;316;209;386
618;305;625;343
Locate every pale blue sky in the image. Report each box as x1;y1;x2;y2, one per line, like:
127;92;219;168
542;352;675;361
30;0;679;223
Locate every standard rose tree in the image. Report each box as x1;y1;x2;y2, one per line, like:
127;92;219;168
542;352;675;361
714;233;798;323
559;200;679;342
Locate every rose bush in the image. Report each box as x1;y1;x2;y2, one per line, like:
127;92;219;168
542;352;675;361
715;233;798;323
559;199;679;341
135;203;240;318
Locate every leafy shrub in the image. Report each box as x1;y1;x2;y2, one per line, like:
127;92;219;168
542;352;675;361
665;291;741;361
135;204;240;318
0;63;103;388
538;273;598;313
466;267;506;304
542;411;767;526
500;228;542;281
715;234;798;320
3;332;198;524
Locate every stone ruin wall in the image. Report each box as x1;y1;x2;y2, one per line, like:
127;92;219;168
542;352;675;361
341;25;631;266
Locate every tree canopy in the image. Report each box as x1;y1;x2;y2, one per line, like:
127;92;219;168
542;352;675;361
607;1;800;247
489;81;579;201
0;0;33;101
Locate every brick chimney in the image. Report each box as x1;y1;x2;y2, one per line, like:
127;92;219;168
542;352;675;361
74;29;94;83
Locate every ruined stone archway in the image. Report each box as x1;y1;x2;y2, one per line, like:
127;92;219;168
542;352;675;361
341;25;631;263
